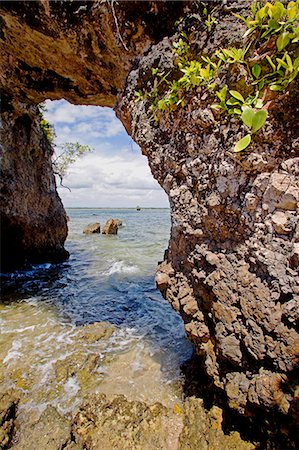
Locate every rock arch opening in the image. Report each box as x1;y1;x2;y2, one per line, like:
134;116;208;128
1;2;298;446
43;99;169;210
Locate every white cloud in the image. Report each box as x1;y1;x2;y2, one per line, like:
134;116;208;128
44;100;169;208
44;100;124;145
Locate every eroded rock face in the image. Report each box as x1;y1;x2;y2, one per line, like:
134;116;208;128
102;218;119;235
0;102;68;270
0;0;185;270
83;223;101;234
0;0;298;439
116;1;299;427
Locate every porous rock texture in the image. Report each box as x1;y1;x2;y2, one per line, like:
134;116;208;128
0;0;298;441
0;0;185;270
0;102;69;270
116;0;299;433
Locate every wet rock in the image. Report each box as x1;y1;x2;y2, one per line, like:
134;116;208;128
83;223;101;234
102;219;119;235
0;390;19;449
179;397;253;450
54;352;100;384
72;394;182;450
13;406;72;450
76;322;115;343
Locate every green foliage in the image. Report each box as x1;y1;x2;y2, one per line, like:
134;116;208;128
38;104;92;189
202;4;218;31
135;0;298;152
52;142;92;188
234;134;251;152
234;0;299;40
38;103;55;144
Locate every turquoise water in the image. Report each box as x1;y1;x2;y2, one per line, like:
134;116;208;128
0;208;193;415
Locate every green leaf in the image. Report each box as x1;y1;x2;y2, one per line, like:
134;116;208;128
266;55;276;71
216;85;228;102
252;110;267;132
256;6;267;22
277;32;291;51
227;98;240;106
233;108;242;115
234;134;251;152
229;90;245;102
241;107;255;128
255;98;264;109
287;1;297;19
243;27;256;38
268;19;280;29
252;64;261;79
286;53;293;72
211;103;221;110
269;84;284;91
272;2;285;20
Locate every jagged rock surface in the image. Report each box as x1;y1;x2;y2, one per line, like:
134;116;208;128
0;0;298;441
116;1;299;426
0;102;68;270
83;223;101;234
0;0;184;270
102;218;119;235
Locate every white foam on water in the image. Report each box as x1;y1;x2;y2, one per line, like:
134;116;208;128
64;376;80;397
1;325;36;334
105;261;139;276
3;340;22;364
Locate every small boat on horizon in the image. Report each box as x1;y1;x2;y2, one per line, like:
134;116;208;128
136;206;141;211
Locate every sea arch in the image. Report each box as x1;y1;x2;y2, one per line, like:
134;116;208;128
1;1;298;439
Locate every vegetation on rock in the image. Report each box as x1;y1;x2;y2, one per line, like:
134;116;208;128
38;103;92;189
136;0;299;152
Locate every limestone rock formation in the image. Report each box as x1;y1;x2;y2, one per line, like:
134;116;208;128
0;102;69;271
102;218;119;235
0;0;184;270
116;0;299;430
1;389;254;450
83;223;101;234
0;0;298;443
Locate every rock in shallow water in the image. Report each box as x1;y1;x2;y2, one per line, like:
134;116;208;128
102;219;119;235
83;223;101;234
4;392;254;450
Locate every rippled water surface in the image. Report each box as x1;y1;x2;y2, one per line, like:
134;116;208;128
0;208;193;419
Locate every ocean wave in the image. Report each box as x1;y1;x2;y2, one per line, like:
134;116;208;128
105;261;139;276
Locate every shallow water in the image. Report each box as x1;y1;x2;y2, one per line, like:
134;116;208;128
0;208;193;421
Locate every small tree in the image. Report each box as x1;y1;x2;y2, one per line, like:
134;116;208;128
38;103;92;191
52;142;92;190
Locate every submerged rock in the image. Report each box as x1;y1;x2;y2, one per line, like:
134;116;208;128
83;223;101;234
102;219;119;235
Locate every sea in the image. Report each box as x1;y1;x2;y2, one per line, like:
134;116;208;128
0;208;193;421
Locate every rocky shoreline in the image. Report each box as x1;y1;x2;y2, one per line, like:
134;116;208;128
0;1;298;447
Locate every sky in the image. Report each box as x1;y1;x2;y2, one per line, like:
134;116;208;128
44;100;169;208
